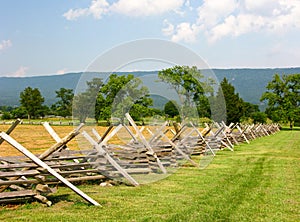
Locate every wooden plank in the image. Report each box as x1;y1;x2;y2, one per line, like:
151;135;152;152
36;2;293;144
92;128;102;141
171;124;188;142
237;125;250;144
190;123;215;156
0;124;84;192
43;122;80;164
226;123;239;145
158;132;198;167
0;162;38;169
100;124;123;145
148;122;168;144
0;155;36;163
0;179;39;186
130;126;145;143
218;129;234;151
39;123;84;159
43;122;61;142
0;161;95;170
123;125;139;143
0;119;21;145
97;125;114;143
125;168;152;174
222;130;234;149
92;125;114;144
98;125;114;143
0;167;103;178
42;155;86;162
58;169;100;175
0;190;36;199
0;169;40;178
0;132;100;206
261;125;270;136
82;131;139;186
220;140;233;151
180;128;197;143
0;175;106;186
125;113;167;174
248;124;256;139
50;175;106;183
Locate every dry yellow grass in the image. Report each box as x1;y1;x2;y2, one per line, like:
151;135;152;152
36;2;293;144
1;125;73;156
0;124;179;157
0;124;110;156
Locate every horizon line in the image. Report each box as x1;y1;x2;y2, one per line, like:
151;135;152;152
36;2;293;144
1;66;300;78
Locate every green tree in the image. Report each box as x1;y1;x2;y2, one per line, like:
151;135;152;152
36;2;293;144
11;107;27;119
129;97;153;125
158;65;213;118
0;106;14;112
19;87;45;120
261;73;300;129
96;74;152;124
0;106;14;120
217;78;244;124
164;100;179;118
251;112;267;124
52;88;74;117
242;102;260;118
73;78;103;123
1;112;12;120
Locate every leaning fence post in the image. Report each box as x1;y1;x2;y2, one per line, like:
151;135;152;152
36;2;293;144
0;119;21;146
0;132;100;206
125;113;167;174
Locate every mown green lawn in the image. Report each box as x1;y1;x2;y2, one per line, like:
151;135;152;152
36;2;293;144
0;129;299;221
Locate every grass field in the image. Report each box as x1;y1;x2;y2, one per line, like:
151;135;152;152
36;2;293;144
0;126;299;221
0;124;174;155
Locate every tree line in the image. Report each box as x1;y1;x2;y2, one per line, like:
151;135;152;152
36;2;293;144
0;66;299;128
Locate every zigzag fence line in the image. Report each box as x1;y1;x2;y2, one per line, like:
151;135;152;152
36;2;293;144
0;120;74;126
0;115;280;206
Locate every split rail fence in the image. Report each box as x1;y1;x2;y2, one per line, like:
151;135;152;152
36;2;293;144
0;114;280;206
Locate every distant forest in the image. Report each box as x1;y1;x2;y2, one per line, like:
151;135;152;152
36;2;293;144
0;66;299;128
1;67;300;110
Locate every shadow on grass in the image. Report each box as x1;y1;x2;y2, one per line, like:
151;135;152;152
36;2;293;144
280;127;300;131
47;194;71;204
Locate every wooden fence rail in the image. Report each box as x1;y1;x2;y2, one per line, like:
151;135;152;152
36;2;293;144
0;117;280;206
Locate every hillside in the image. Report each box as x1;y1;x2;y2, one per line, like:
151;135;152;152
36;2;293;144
0;73;81;107
0;68;299;109
211;67;300;105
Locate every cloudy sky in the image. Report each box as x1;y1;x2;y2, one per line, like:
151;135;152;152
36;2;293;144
1;0;300;77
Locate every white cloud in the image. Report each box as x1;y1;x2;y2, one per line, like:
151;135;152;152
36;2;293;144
11;66;29;77
170;22;199;43
63;0;300;43
163;0;241;43
185;0;193;11
205;0;300;42
63;0;109;20
244;0;284;16
197;0;238;27
162;19;174;36
172;0;300;43
63;8;89;21
110;0;185;17
269;0;300;31
209;14;267;42
89;0;110;19
0;40;12;51
64;0;185;20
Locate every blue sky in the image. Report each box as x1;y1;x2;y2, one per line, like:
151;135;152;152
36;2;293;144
1;0;300;77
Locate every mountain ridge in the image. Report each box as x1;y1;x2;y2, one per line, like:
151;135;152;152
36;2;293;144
1;68;300;109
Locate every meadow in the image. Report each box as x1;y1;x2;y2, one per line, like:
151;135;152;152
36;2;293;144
0;125;299;221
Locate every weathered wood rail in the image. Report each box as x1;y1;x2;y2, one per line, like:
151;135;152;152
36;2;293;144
0;116;280;206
